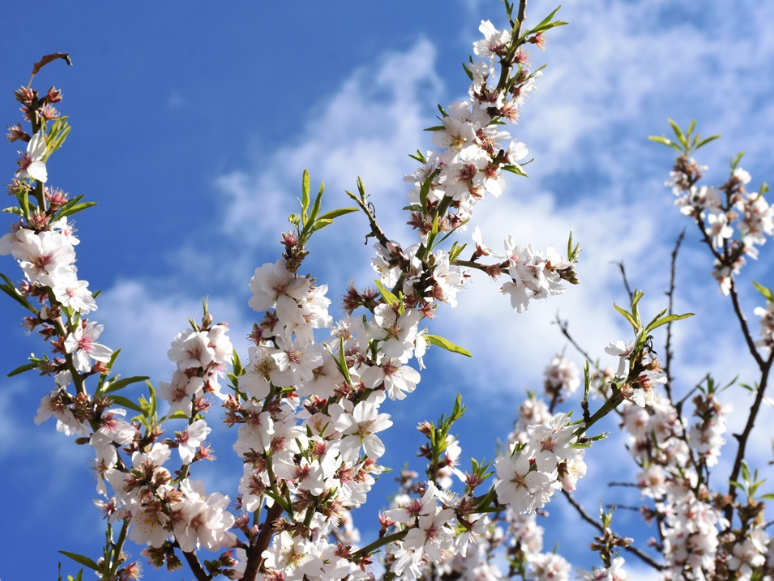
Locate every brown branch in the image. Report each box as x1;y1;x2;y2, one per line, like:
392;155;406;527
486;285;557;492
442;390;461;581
182;550;211;581
562;490;664;571
241;501;285;581
728;278;765;369
663;228;685;400
725;350;774;522
611;261;634;304
555;315;595;365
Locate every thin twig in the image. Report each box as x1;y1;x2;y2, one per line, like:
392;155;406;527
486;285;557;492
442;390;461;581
555;315;595;364
562;490;664;571
664;228;685;400
612;261;634;304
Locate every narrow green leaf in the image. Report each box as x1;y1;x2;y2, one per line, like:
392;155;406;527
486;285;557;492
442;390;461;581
686;119;696;138
425;334;472;357
645;312;694;333
0;276;33;310
58;552;100;572
310;218;333;232
7;361;39;378
408;150;427;163
752;281;774;302
741;461;751;484
103;376;150;394
165;410;190;421
318;207;358;221
668;118;686;147
613;303;637;330
530;20;568;34
308;182;325;226
531;5;562;32
374;280;398;306
106;395;143;413
648;135;682;152
58;201;97;219
695;135;721;150
232;349;243;376
462;62;474;81
301;170;310;215
502;164;529;177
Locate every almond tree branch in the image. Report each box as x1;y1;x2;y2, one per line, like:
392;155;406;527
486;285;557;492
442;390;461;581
663;228;686;400
725;350;774;522
562;489;665;571
182;550;211;581
242;501;285;581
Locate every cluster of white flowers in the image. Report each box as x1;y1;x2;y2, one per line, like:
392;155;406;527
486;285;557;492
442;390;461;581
0;215;116;435
390;18;577;315
495;410;586;512
618;389;756;580
667;158;774;295
543;354;580;402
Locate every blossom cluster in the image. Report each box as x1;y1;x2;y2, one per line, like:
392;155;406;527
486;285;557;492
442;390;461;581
667;156;774;295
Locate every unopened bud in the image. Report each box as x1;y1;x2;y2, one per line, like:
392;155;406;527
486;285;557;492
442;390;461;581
46;87;63;103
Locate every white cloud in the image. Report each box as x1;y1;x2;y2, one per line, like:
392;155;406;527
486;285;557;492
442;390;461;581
215;39;443;253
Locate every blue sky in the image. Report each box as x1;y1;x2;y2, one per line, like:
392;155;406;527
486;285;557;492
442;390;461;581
2;1;774;580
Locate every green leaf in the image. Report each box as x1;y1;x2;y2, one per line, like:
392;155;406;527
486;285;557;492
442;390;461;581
462;62;474;81
530;20;568;35
645;312;694;333
419;169;439;212
7;361;39;378
374;280;398;307
502;164;529;177
106;395;143;413
753;281;774;302
165;410;191;421
0;273;34;310
58;552;100;572
58;201;97;219
613;303;637;330
232;348;243;376
408;150;427;163
307;182;325;227
18;188;30;219
311;218;334;232
741;461;751;484
425;334;472;357
648;135;682;152
528;5;562;34
301;169;310;215
318;207;358;221
695;135;721;150
103;376;150;394
730;152;745;171
668;118;686;148
449;241;467;263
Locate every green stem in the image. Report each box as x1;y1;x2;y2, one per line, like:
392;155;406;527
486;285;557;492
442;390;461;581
351;529;408;561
